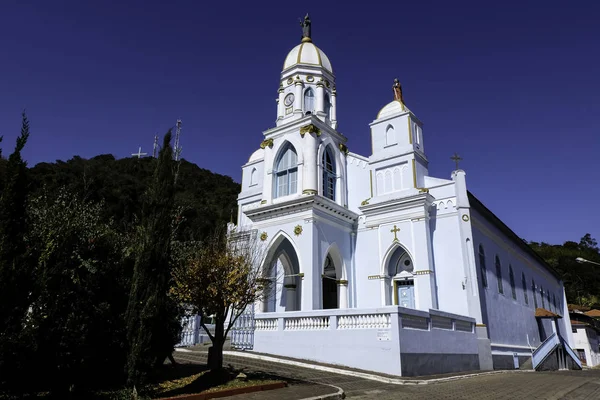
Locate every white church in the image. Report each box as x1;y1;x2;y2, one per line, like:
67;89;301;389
230;16;582;376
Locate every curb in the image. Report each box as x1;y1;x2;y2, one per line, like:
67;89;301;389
158;381;286;400
300;383;345;400
217;350;534;385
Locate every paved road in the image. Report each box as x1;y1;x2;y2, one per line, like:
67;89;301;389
174;350;600;399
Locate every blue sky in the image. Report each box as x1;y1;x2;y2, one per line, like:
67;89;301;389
1;0;598;245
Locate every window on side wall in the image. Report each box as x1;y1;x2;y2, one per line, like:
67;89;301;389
478;245;488;288
509;265;516;300
522;272;529;305
495;255;503;294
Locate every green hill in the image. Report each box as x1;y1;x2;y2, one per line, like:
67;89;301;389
27;154;240;241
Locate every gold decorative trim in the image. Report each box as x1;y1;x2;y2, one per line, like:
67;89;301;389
360;198;371;206
462;214;470;222
260;200;267;205
412;159;417;188
260;232;268;241
476;323;486;327
306;75;314;82
316;79;325;88
339;143;349;155
293;225;303;236
300;124;321;137
260;138;274;149
302;189;317;195
407;117;413;144
286;78;293;85
296;43;305;64
337;280;348;285
414;270;433;275
418;187;429;193
325;80;330;88
368;275;385;280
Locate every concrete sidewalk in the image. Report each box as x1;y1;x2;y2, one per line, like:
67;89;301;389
174;347;600;399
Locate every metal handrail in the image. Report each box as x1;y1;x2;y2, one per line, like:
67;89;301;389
532;332;558;369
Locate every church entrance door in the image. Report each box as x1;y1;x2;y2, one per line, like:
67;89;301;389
395;280;415;308
322;254;338;309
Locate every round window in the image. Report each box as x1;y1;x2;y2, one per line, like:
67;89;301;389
404;259;411;266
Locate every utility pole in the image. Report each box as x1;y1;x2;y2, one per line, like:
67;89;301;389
174;119;182;161
152;134;159;158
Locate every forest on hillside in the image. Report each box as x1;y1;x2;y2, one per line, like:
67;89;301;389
26;154;240;241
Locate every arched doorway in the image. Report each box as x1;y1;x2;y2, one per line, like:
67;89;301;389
262;235;301;312
387;246;415;308
322;255;337;309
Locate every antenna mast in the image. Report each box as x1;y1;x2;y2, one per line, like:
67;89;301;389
152;134;159;158
174;119;182;161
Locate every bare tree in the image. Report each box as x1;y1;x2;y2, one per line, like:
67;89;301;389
171;227;273;371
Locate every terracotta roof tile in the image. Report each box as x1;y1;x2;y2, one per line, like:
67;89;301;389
584;309;600;317
535;308;561;318
568;304;591;312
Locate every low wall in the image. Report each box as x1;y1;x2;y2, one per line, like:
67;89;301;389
253;306;478;376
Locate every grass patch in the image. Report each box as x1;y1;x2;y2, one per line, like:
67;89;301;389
88;364;285;399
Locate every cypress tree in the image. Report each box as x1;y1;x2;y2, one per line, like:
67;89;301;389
0;112;32;391
126;130;181;386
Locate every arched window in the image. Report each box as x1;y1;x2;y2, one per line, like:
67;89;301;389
385;125;396;146
495;256;503;294
522;272;529;305
324;94;331;119
304;88;314;114
532;279;538;308
322;146;336;200
322;254;338;309
250;168;257;186
509;265;516;300
274;143;298;198
478;245;488;288
552;293;557;312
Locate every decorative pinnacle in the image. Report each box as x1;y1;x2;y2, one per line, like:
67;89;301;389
451;153;463;170
300;13;312;42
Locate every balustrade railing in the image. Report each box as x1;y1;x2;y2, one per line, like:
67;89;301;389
338;314;391;329
255;318;277;331
284;316;330;330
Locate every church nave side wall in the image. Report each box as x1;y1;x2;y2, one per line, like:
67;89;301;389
470;208;570;353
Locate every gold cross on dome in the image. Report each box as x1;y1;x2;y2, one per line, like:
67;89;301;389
390;225;400;242
451;153;463;170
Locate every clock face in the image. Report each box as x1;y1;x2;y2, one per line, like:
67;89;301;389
284;93;295;107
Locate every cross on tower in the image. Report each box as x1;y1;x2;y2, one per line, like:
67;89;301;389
390;225;401;242
451;153;463;170
132;146;147;158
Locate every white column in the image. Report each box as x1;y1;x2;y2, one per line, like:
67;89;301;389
302;132;318;194
339;147;348;207
331;90;337;125
277;87;285;120
285;285;296;311
412;216;437;310
316;81;324;115
338;280;348;308
294;79;303;113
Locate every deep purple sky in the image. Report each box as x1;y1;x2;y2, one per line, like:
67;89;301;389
1;1;598;245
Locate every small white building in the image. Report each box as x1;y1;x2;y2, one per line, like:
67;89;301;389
571;316;600;367
231;18;581;376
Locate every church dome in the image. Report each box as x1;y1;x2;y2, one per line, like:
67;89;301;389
377;100;409;119
283;42;333;73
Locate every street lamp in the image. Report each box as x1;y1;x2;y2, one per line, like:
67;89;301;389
576;257;600;266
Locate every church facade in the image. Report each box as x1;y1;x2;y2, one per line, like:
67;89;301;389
231;19;580;375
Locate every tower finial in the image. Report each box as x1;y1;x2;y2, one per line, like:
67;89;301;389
393;78;405;104
300;13;312;43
